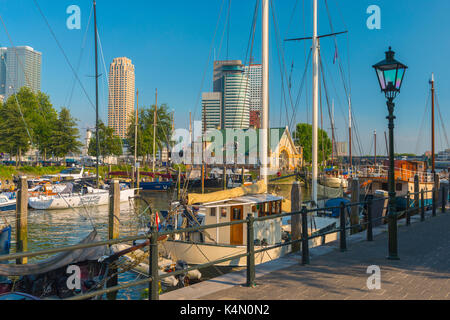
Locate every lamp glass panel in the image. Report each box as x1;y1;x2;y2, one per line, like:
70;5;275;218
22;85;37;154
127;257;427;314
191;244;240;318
395;68;405;90
383;69;398;88
377;69;386;90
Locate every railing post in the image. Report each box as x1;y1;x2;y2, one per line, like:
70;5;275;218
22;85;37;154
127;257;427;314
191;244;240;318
414;175;419;215
291;181;302;253
406;191;411;226
421;189;425;222
367;196;373;241
340;202;347;252
246;213;255;287
149;226;159;300
432;187;436;217
301;206;309;265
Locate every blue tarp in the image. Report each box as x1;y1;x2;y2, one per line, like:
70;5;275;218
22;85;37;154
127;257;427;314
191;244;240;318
0;226;11;283
325;198;351;217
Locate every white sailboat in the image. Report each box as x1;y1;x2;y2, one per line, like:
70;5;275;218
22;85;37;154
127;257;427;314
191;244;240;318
28;184;135;210
28;1;136;211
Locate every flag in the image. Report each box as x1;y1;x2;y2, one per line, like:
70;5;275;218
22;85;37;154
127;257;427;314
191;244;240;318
155;211;160;231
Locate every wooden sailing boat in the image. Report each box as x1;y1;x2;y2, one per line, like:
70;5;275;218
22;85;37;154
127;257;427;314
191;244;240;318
159;0;291;267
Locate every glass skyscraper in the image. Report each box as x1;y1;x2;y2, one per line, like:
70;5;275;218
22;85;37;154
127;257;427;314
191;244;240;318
0;46;42;101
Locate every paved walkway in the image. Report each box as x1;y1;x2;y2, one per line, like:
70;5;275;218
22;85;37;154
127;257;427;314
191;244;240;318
163;210;450;300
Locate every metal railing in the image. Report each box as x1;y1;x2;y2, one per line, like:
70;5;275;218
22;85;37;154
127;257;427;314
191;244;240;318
0;185;448;300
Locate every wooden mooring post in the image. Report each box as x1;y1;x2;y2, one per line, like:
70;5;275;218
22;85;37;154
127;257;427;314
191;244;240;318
107;179;120;300
291;181;302;253
16;176;28;265
223;165;227;190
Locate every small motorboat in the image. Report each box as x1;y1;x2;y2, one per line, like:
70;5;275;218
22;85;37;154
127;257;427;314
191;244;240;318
0;194;15;212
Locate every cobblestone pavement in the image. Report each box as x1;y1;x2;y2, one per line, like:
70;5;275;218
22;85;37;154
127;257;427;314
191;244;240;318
200;213;450;300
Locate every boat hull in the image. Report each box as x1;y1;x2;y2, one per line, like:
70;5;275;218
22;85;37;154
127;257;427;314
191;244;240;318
28;188;135;210
140;181;173;191
0;203;16;212
319;176;348;188
161;240;291;267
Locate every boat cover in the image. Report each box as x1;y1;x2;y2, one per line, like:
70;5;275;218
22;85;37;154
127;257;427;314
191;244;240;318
325;197;351;217
188;180;267;205
0;230;109;276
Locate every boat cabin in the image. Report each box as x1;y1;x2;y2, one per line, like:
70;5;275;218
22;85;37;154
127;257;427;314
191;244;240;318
194;194;283;247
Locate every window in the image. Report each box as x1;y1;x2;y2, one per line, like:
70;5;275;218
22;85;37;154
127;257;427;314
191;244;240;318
210;208;216;217
396;183;403;191
221;208;227;218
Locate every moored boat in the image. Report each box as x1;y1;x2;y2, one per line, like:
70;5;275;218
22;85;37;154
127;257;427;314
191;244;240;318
0;194;16;212
28;183;135;210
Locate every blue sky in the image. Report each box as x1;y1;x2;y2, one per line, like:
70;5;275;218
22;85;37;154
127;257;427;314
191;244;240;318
1;0;449;155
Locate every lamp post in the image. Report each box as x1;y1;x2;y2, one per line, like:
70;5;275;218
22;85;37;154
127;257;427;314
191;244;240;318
373;47;408;260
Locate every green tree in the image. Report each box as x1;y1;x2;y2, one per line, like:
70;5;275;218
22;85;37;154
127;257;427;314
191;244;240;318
294;123;332;164
32;92;59;161
127;103;173;165
51;107;83;159
88;121;123;161
0;88;37;163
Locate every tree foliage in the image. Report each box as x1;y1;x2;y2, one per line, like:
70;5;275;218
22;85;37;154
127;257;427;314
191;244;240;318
88;121;123;160
0;87;81;161
126;103;173;163
51;107;83;158
294;123;332;164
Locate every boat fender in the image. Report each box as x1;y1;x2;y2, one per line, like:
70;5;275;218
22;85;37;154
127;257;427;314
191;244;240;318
187;269;202;281
161;275;178;287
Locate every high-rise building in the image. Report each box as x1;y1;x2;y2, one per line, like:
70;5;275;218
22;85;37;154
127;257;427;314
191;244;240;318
204;60;250;130
222;69;250;129
249;110;261;128
244;64;262;112
0;46;42;100
107;57;135;139
202;92;222;131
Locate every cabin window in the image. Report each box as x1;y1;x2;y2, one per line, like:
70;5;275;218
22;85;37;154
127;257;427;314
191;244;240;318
263;202;269;216
210;208;216;217
221;208;227;218
276;201;282;214
232;208;241;220
257;204;263;217
396;183;402;191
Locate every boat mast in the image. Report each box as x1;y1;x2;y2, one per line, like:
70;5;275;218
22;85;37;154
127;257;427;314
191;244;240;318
331;99;335;165
153;89;158;174
135;89;139;169
261;0;269;185
430;73;435;175
94;0;100;188
312;0;319;205
374;129;377;165
348;96;352;177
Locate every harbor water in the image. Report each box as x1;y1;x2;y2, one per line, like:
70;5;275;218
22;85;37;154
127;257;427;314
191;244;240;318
0;182;334;300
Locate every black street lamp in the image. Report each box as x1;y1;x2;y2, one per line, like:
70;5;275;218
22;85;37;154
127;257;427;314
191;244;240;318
373;47;408;260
